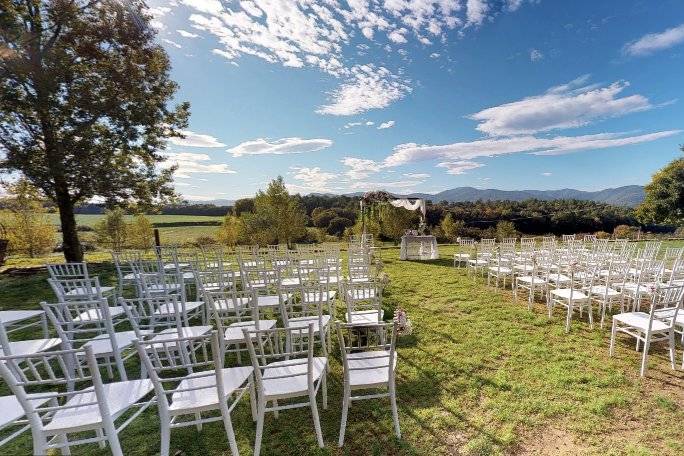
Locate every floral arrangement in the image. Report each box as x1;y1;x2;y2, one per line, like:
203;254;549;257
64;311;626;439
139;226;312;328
394;308;412;336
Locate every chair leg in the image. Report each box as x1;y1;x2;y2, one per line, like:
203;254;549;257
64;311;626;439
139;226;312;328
389;382;401;439
102;422;124;456
220;408;239;456
309;391;324;448
96;428;106;448
248;377;257;422
253;398;266;456
322;371;328;410
195;412;203;431
668;332;676;370
160;417;171;456
640;337;651;377
609;319;617;356
338;386;350;447
57;433;71;455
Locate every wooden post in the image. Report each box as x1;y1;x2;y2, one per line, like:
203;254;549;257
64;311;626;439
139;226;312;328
154;228;161;248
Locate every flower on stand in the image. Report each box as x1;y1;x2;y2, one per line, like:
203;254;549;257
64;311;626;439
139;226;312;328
394;308;412;336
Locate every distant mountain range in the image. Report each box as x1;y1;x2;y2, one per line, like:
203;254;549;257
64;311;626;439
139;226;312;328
346;185;645;207
186;185;645;208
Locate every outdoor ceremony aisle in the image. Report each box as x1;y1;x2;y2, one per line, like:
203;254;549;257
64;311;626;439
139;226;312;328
0;247;682;455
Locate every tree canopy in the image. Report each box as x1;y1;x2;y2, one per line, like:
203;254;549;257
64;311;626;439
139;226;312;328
637;146;684;226
0;0;189;260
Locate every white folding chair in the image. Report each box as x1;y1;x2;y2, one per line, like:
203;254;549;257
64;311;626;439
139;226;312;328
0;346;153;455
48;276;115;302
337;322;400;447
0;315;62;359
46;262;90;281
343;280;384;325
243;325;328;456
609;283;684;376
135;331;255;456
41;299;138;380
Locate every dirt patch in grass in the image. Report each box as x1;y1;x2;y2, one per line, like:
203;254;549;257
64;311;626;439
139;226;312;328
513;426;587;456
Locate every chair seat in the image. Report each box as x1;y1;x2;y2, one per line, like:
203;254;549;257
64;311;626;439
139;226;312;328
550;288;589;300
145;284;182;294
256;295;285;308
280;278;300;287
0;394;55;429
488;267;512;274
163;263;190;270
154;301;204;316
152;325;213;342
83;330;152;356
514;264;534;272
288;315;331;333
224;320;277;342
548;274;571;283
262;357;327;399
169;366;253;414
586;285;621;297
44;379;153;433
346;310;384;325
613;312;669;332
213;297;250;312
468;259;488;266
3;338;62;357
0;310;45;325
453;253;471;260
122;272;137;281
65;286;114;297
622;283;657;295
347;350;396;388
516;275;546;284
78;306;125;322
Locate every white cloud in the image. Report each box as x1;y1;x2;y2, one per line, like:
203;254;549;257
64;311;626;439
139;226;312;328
378;120;396;129
341;157;384;180
505;0;524;11
403;173;430;179
162;152;236;178
466;0;489;26
624;23;684;56
366;121;375;126
541;172;552;176
388;28;408;43
529;49;543;62
145;6;170;30
182;194;222;201
227;137;333;157
182;0;223;15
168;130;226;148
177;29;200;38
162;38;182;49
429;52;440;58
384;130;681;166
437;161;484;175
288;166;338;193
469;78;653;136
317;65;411;116
348;179;424;191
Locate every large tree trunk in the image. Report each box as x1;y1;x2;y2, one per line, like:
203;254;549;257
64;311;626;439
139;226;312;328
56;194;83;262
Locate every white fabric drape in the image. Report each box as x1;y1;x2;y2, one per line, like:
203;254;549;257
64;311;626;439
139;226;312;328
389;199;426;217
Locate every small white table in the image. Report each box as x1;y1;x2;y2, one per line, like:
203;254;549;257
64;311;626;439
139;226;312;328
0;310;50;338
400;235;439;260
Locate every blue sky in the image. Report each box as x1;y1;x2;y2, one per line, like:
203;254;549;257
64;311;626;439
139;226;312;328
147;0;684;201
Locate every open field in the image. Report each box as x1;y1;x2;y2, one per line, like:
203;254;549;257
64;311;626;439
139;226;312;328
1;246;683;455
46;214;225;228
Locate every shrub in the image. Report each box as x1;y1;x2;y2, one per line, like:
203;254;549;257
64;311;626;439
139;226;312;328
95;208;127;251
495;221;518;240
1;180;57;257
594;230;611;239
613;224;639;239
441;213;465;242
128;214;155;250
216;215;242;246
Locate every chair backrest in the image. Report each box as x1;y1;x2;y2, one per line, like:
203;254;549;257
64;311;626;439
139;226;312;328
343;280;382;322
647;283;684;332
281;283;332;328
135;331;223;414
337;322;397;385
118;295;185;337
195;269;237;297
205;288;258;325
47;262;89;281
48;277;104;302
243;325;315;387
41;299;119;348
0;346;110;436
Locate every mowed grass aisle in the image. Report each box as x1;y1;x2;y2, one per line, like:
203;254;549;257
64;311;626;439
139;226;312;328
1;247;683;455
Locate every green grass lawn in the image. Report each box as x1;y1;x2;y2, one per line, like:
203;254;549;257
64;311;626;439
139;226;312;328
1;247;683;455
46;214;225;228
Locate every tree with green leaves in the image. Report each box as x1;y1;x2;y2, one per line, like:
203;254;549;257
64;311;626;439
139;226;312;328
241;177;306;246
379;205;419;243
127;213;154;250
0;0;189;261
95;208;127;252
440;212;465;242
216;215;242;246
495;220;518;240
637;147;684;225
1;179;56;257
